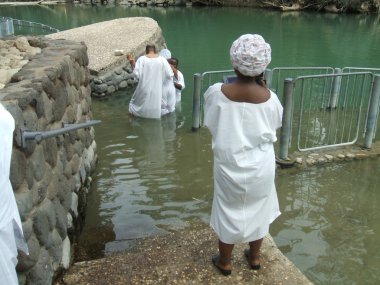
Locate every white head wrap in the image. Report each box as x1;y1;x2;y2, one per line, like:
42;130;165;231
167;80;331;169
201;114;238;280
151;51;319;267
159;49;171;59
230;34;271;77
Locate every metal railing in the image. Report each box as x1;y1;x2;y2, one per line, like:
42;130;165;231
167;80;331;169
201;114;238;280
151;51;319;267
279;72;378;159
192;69;235;130
21;120;101;148
1;17;59;38
192;67;380;157
192;67;336;129
0;17;14;38
12;18;60;34
266;67;335;101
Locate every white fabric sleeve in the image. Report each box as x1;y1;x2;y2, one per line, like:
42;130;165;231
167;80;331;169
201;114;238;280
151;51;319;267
162;57;174;79
270;91;283;129
177;70;185;90
203;83;221;129
133;56;144;79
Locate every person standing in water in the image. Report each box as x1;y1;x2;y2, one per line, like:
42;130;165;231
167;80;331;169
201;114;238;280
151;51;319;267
128;45;173;119
203;34;283;276
168;57;185;105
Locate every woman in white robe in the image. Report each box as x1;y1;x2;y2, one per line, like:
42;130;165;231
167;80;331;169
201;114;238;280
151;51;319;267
203;34;283;276
0;103;28;285
128;45;173;119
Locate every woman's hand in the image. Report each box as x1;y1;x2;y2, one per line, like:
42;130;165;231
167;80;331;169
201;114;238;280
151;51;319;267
127;53;135;70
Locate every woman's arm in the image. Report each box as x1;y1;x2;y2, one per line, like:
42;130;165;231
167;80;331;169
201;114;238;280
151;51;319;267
127;53;136;70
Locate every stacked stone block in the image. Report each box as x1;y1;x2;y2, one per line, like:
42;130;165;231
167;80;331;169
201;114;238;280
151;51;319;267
0;37;97;285
90;65;137;98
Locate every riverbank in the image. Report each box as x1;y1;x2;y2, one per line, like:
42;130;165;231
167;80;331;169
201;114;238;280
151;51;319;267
0;0;379;13
55;223;313;285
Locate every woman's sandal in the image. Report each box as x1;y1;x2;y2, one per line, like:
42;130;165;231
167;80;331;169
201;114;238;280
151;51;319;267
211;255;232;276
244;249;261;270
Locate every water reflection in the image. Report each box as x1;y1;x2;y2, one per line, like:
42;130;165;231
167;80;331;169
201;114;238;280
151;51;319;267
78;98;212;259
272;159;380;285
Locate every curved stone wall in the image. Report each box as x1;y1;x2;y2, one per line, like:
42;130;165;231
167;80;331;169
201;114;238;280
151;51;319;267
46;17;167;98
0;36;97;285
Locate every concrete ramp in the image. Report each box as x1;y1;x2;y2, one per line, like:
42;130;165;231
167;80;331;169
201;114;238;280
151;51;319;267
46;17;166;75
58;225;313;285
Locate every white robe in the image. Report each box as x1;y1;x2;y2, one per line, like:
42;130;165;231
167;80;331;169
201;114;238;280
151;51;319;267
174;70;185;104
129;55;173;119
0;103;28;285
203;83;283;244
161;76;176;116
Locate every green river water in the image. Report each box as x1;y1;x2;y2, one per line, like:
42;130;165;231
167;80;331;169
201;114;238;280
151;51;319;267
1;4;380;284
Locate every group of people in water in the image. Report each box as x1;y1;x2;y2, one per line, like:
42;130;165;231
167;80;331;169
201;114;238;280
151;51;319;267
1;33;283;283
127;45;185;119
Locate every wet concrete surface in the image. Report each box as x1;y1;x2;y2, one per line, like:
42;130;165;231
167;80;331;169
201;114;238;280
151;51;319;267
55;224;312;285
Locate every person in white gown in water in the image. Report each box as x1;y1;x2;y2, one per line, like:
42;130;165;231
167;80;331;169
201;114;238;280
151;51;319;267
203;34;283;276
128;45;174;119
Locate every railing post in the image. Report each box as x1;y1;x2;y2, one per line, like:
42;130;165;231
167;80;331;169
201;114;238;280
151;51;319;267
329;68;342;109
279;78;294;160
264;68;273;89
192;73;202;131
363;74;380;148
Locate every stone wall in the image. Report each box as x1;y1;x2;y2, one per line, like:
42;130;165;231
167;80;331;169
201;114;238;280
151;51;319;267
89;37;166;97
0;36;97;285
90;65;137;97
46;17;167;98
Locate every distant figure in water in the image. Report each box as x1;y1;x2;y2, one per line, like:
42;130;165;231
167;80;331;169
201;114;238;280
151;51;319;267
159;49;176;116
168;57;185;105
128;44;173;119
203;34;283;276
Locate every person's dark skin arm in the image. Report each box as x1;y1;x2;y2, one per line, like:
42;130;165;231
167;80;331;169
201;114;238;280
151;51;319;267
170;63;182;90
174;82;183;90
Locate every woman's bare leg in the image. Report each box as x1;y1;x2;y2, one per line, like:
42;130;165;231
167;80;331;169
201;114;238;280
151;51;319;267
248;238;263;266
215;239;234;271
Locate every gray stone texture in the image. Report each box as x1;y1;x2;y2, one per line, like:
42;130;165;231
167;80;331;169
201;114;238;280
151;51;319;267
46;17;166;97
1;36;97;285
27;247;53;285
10;147;27;190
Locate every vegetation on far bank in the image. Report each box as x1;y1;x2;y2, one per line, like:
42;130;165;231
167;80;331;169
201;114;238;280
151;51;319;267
194;0;380;13
1;0;379;13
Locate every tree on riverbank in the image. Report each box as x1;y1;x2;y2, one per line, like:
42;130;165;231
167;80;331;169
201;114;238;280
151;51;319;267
193;0;380;13
2;0;379;13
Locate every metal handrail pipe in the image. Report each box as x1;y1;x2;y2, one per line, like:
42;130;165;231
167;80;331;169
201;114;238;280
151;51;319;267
279;78;294;160
298;141;357;152
271;67;335;72
21;120;101;148
342;67;380;73
201;69;234;77
293;71;372;81
364;75;380;148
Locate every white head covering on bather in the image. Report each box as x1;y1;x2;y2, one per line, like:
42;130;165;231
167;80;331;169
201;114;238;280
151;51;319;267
159;49;172;59
230;34;271;77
